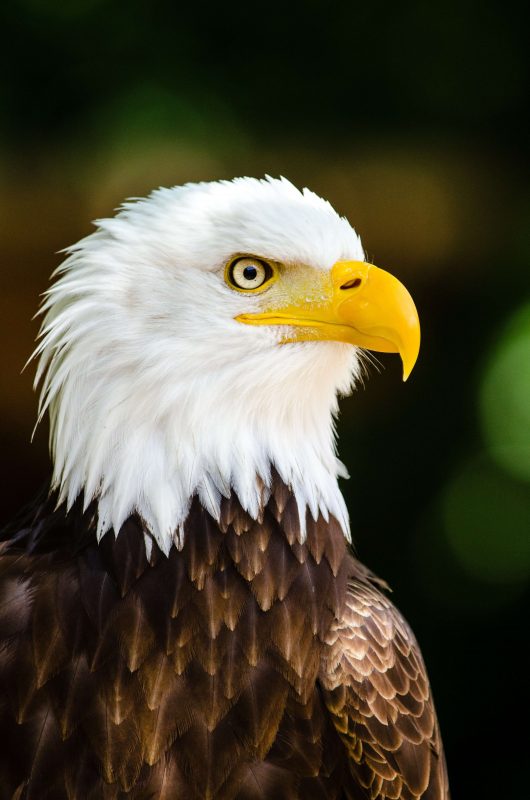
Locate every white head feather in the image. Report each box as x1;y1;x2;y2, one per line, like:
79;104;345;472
34;177;365;554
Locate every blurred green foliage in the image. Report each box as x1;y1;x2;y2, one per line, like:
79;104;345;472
443;454;530;584
480;303;530;482
1;1;529;797
1;0;529;148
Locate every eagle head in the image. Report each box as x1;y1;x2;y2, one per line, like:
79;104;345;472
34;177;419;554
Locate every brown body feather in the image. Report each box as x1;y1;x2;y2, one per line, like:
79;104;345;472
0;480;449;799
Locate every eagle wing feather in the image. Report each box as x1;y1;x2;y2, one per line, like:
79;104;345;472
319;576;450;800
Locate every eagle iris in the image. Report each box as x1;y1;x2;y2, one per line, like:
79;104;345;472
227;256;274;292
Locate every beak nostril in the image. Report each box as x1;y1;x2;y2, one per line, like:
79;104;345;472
340;278;362;290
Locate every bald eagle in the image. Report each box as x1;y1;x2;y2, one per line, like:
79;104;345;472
0;177;449;799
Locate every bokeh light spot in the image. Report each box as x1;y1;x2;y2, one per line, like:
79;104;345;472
442;455;530;585
479;302;530;482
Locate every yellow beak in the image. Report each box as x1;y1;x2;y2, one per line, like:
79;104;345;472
236;260;420;381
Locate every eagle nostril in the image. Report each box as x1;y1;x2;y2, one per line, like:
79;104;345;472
340;278;362;290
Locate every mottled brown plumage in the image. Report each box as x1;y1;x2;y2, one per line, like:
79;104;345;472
0;478;449;799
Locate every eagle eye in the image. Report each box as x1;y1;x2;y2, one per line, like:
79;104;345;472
226;257;275;292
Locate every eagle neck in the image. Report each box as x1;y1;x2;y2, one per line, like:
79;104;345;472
45;342;355;555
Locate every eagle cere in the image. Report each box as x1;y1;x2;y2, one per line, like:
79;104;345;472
0;177;449;799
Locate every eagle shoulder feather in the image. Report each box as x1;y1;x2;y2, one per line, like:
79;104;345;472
319;571;450;799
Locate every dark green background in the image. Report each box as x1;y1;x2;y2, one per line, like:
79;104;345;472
1;2;529;797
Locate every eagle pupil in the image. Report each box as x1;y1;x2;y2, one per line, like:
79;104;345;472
243;265;257;281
